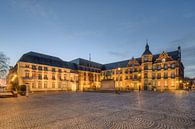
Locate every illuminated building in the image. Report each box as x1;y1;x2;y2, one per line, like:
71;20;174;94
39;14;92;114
7;43;184;91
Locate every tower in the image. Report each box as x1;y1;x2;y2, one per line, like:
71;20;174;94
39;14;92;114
141;41;153;90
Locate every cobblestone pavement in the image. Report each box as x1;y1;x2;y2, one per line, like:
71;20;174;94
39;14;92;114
0;91;195;129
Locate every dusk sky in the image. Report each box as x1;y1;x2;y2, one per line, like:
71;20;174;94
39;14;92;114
0;0;195;77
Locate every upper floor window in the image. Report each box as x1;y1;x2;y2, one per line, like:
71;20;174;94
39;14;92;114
58;69;62;73
152;73;155;79
144;56;148;62
157;65;161;70
157;73;161;79
25;64;29;68
171;72;175;78
164;64;168;70
44;67;48;71
52;74;56;80
38;74;42;80
25;70;30;78
32;65;36;70
38;66;42;70
44;75;48;80
144;65;148;70
164;72;168;78
52;68;56;72
152;65;156;70
171;63;175;68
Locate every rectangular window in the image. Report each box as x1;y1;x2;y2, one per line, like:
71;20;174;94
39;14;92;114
44;67;48;71
38;66;42;70
38;82;42;88
44;82;47;88
32;65;36;70
52;68;56;72
32;82;36;88
38;74;42;80
52;82;55;88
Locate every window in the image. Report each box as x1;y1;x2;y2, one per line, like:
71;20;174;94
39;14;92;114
144;65;148;70
144;73;148;78
38;66;42;70
164;72;168;78
38;82;42;88
157;73;161;79
32;83;36;88
44;75;48;80
171;72;175;78
164;64;168;70
25;64;29;68
52;68;56;72
152;73;155;79
32;71;36;79
52;82;55;88
25;70;30;78
58;69;62;73
44;82;47;88
130;68;133;73
38;74;42;80
64;74;67;80
157;65;161;70
44;67;48;71
52;74;56;80
171;63;175;68
125;76;128;80
58;82;61;88
125;69;128;74
144;56;148;62
32;65;36;70
152;65;156;70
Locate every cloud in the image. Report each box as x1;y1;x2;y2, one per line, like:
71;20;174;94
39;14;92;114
10;0;57;24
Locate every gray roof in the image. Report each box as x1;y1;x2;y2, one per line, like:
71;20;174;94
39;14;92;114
18;49;181;71
19;51;77;70
102;50;180;70
70;58;102;69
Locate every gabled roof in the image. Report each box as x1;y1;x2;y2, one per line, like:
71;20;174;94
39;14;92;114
19;51;77;70
102;50;180;70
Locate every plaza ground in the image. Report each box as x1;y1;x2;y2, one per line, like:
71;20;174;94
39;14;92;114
0;91;195;129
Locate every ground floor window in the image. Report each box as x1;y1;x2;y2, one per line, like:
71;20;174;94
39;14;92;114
32;82;36;88
52;82;55;88
38;82;42;88
44;82;47;88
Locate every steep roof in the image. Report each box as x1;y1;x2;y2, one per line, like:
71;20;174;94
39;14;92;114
70;58;102;69
19;51;77;70
142;43;152;55
102;50;180;70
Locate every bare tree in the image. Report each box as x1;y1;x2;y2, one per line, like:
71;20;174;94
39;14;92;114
0;52;9;78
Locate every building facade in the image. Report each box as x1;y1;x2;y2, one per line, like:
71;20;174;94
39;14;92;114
7;43;184;92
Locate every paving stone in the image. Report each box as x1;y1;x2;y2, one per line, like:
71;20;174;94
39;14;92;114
0;91;194;129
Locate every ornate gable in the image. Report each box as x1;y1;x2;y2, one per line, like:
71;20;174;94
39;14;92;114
155;51;173;63
128;57;140;67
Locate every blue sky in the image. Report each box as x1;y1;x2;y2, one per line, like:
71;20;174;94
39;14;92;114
0;0;195;77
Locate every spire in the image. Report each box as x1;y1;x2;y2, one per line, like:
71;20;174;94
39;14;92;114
142;40;152;55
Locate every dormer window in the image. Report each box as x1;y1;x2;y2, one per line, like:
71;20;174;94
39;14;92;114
171;63;175;68
164;64;168;70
